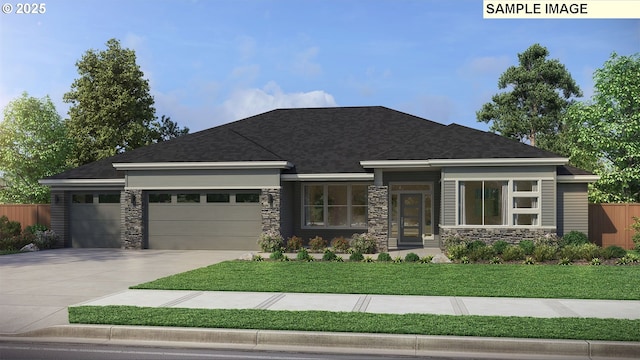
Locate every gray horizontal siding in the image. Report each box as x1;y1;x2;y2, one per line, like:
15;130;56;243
557;183;589;236
541;179;556;227
442;180;456;226
127;169;280;189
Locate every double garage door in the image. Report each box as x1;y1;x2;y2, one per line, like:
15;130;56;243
69;191;261;250
147;191;261;250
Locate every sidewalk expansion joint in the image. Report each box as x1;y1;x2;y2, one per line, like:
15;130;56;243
254;293;285;310
160;292;203;307
451;297;469;315
352;295;371;312
545;299;581;317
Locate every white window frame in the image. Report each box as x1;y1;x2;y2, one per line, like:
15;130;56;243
388;182;434;240
301;183;369;229
456;179;542;227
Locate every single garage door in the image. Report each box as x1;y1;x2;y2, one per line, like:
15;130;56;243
147;191;261;250
70;192;121;248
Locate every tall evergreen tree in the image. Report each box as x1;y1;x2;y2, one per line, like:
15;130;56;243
477;44;582;152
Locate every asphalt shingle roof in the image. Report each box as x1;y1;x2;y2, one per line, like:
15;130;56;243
48;106;575;179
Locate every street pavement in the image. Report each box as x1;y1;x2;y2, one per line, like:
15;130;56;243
1;248;639;359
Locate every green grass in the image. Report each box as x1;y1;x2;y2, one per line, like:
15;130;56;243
69;306;640;342
0;249;21;255
132;261;640;300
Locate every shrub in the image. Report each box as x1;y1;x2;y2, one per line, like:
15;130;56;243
377;252;392;262
518;240;535;255
492;240;508;255
280;255;290;262
602;245;627;259
590;258;601;266
523;256;535;265
559;245;581;261
362;256;374;263
502;245;525;261
0;234;32;251
350;233;377;254
334;256;344;262
489;256;502;264
558;257;572;265
296;248;314;261
404;252;420;262
257;230;284;252
322;249;337;261
446;244;468;260
468;246;495;261
467;240;487;251
460;256;470;264
349;251;364;262
308;236;327;252
252;254;264;261
270;250;284;260
616;256;632;265
442;233;467;248
577;243;601;260
419;255;434;264
286;236;303;252
560;231;589;247
330;237;350;253
392;256;403;263
534;233;560;247
33;230;59;249
25;224;48;234
631;217;640;251
0;216;21;239
532;244;558;262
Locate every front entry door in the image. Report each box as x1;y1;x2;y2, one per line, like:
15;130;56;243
399;193;422;244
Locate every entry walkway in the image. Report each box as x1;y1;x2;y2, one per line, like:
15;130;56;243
75;289;640;320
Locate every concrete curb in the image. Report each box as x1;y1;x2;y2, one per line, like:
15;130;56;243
3;325;639;359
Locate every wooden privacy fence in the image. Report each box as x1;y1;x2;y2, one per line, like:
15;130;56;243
589;203;640;249
0;204;51;229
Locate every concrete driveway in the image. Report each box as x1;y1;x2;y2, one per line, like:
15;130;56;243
0;248;247;334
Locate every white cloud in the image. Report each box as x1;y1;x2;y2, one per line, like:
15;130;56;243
293;47;322;77
221;81;336;121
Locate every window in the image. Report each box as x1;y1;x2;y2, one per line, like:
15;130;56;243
236;193;259;203
98;194;120;203
149;194;171;203
458;180;541;226
303;184;368;228
207;193;230;203
177;194;200;203
72;194;93;204
459;181;508;225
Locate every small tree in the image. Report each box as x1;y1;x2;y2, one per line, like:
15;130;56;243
0;93;73;203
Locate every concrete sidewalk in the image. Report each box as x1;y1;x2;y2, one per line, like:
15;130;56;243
74;289;640;319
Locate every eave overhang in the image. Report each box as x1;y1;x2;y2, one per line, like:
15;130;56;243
112;161;294;171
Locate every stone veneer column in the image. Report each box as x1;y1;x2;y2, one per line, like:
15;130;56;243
367;185;389;252
121;189;143;249
261;188;281;234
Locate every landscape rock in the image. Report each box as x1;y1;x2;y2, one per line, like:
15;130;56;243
239;252;255;261
431;253;452;263
20;243;39;252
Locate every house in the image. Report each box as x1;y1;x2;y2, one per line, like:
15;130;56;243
40;106;598;251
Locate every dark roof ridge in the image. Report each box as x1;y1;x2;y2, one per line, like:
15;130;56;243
229;128;285;160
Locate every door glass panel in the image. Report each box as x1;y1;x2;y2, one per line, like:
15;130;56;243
390;194;398;237
424;193;432;235
400;194;422;243
403;227;419;237
177;194;200;203
72;194;93;204
149;194;171;203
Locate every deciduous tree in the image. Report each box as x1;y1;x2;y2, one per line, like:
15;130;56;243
565;53;640;203
477;43;582;152
0;93;73;203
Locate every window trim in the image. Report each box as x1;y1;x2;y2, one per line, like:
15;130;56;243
456;179;542;227
301;183;369;229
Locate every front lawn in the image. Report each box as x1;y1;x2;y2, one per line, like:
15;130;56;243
132;261;640;300
69;306;640;342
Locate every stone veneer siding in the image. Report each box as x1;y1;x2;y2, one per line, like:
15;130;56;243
367;185;389;252
121;189;143;249
261;188;281;234
440;227;556;246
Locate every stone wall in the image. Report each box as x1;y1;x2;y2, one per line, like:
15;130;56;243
121;189;143;249
261;188;281;234
440;226;556;246
367;185;389;252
